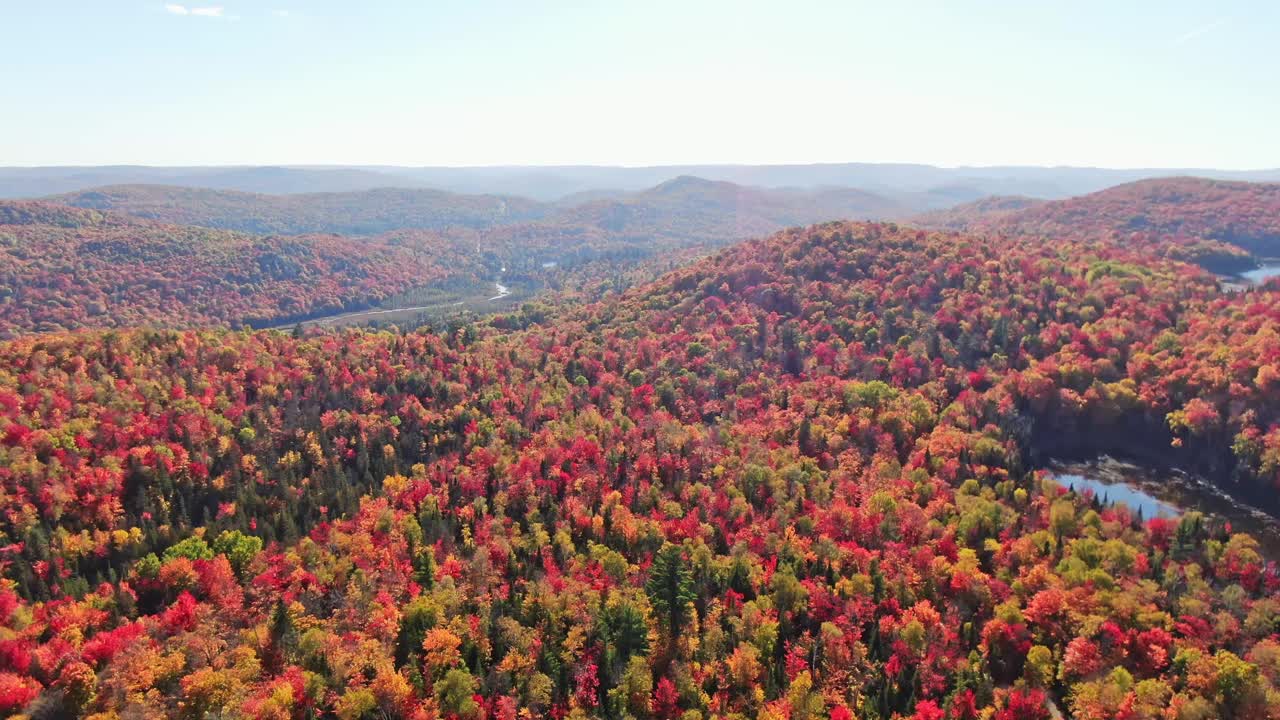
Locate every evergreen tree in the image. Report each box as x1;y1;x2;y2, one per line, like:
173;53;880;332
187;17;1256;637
645;543;696;634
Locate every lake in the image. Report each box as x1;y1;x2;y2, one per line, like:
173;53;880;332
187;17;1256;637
1055;470;1180;519
1239;263;1280;285
1048;457;1280;558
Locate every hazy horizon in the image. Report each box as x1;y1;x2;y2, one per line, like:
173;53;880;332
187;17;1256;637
5;160;1280;172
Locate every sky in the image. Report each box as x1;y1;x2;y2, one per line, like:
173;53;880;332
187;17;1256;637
1;0;1277;169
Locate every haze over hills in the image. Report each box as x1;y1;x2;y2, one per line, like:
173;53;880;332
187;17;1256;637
50;185;550;236
43;176;915;240
9;0;1280;715
0;166;423;199
2;176;919;336
379;163;1280;201
909;195;1047;231
11;0;1280;713
7;162;1280;201
535;175;910;241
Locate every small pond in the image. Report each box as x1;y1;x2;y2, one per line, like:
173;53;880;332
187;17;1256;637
1048;457;1280;559
1238;263;1280;285
1055;471;1180;519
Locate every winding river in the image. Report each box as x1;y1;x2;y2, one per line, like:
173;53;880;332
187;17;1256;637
270;275;517;331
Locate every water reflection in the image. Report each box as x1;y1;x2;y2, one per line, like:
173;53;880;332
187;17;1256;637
1048;457;1280;559
1055;472;1180;519
1239;263;1280;285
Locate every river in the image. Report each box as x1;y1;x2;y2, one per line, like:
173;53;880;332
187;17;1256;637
270;275;516;331
1048;457;1280;558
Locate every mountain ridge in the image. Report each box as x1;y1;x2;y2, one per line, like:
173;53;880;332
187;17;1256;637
8;162;1280;201
42;177;915;240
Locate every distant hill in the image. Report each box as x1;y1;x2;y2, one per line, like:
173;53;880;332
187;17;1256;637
50;184;550;235
0;201;476;336
915;177;1280;274
910;195;1047;231
0;177;919;336
23;174;1280;340
379;163;1280;200
43;177;911;243
426;176;913;273
8;163;1280;201
551;188;633;206
0;165;425;198
980;178;1280;257
552;176;907;240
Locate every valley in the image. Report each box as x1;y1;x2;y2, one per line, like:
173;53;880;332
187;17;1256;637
277;277;522;331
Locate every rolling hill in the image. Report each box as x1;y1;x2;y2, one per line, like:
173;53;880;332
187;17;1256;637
0;201;477;336
416;176;915;275
10;162;1280;201
973;177;1280;255
0;165;427;198
1;177;917;338
50;184;550;235
21;175;1280;344
47;177;913;240
910;194;1047;231
912;177;1280;273
550;175;907;239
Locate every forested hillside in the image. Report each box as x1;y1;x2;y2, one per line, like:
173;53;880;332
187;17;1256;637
46;177;908;243
990;178;1280;253
52;185;550;236
921;178;1280;272
2;178;921;339
910;196;1046;232
0;201;476;337
1;221;1278;718
424;177;909;273
9;0;1280;716
551;176;906;240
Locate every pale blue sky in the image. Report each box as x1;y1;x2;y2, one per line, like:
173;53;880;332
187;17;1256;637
2;1;1276;168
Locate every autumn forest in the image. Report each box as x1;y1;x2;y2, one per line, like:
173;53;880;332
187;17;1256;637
1;172;1280;720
